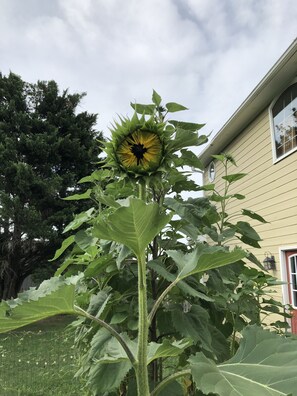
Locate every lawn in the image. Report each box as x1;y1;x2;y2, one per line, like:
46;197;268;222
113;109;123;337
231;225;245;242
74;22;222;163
0;315;84;396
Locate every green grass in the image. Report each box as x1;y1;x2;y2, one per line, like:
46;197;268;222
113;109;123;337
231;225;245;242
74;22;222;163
0;315;84;396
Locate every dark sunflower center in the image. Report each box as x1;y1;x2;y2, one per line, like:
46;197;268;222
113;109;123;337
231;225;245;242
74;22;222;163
131;143;148;165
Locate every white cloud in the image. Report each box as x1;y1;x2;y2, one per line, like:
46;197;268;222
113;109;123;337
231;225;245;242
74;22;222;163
0;0;296;143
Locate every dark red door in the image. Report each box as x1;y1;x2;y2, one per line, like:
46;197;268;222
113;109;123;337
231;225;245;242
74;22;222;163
285;251;297;334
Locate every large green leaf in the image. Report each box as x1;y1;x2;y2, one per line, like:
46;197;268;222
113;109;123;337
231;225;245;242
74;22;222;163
169;171;200;193
148;339;193;364
179;149;204;169
169;129;201;151
85;328;136;394
167;245;247;279
87;289;112;317
93;198;172;257
88;361;132;395
242;209;268;224
94;190;121;208
0;276;79;333
235;221;262;241
158;381;185;396
84;253;115;278
164;197;215;228
171;304;214;353
189;325;297;396
75;229;98;251
148;260;213;301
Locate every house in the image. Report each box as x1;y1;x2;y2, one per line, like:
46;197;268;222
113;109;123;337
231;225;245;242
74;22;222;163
199;38;297;332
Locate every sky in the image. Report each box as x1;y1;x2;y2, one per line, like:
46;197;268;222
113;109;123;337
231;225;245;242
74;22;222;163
1;0;297;150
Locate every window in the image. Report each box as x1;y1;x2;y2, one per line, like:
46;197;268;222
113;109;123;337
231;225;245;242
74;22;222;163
289;255;297;308
208;161;215;182
271;82;297;160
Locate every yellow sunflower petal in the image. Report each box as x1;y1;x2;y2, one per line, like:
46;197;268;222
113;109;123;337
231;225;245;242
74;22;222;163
116;129;162;174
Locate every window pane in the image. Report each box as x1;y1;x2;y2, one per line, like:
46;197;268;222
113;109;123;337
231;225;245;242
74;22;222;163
294;292;297;308
208;161;215;182
293;274;297;291
290;256;297;308
290;257;296;273
273;83;297;158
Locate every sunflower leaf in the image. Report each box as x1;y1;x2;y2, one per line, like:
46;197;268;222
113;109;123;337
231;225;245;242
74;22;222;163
169;129;200;151
167;245;247;279
93;198;172;257
147;338;193;364
49;235;75;261
84;254;115;278
235;221;262;241
180;149;204;169
189;325;297;396
130;103;155;115
242;209;268;223
222;173;247;183
166;102;188;112
0;276;80;333
152;90;162;106
63;189;92;200
148;259;213;301
63;208;95;233
169;120;205;131
85;329;135;394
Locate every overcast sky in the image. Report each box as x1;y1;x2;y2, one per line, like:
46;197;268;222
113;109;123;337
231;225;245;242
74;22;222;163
1;0;297;149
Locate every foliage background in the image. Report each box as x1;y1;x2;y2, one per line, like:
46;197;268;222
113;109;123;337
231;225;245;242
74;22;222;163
0;72;103;299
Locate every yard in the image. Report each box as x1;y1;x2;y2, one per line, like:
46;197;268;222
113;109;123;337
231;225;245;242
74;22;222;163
0;315;83;396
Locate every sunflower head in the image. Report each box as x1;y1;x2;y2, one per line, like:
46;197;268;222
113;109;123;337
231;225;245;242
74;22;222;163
104;91;206;180
106;113;165;177
116;129;162;174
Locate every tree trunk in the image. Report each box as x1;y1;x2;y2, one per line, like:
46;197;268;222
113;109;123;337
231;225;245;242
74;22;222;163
0;223;24;300
0;269;23;300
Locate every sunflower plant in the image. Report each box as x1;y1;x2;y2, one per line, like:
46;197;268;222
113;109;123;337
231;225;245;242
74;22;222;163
0;92;296;396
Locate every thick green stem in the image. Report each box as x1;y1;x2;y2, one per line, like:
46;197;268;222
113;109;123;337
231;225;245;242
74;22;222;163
136;252;150;396
219;161;230;240
139;179;147;201
150;237;159;386
136;177;151;394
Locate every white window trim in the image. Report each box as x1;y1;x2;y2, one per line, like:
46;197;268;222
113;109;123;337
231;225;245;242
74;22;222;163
269;78;297;164
279;246;297;330
279;246;297;306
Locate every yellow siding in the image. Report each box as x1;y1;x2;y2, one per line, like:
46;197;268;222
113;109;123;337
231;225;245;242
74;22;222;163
203;108;297;315
203;108;297;252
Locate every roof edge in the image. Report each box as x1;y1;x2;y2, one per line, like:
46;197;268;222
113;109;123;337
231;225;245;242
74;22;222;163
199;38;297;167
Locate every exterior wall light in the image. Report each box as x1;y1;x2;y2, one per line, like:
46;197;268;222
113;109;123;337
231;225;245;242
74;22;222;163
263;252;276;270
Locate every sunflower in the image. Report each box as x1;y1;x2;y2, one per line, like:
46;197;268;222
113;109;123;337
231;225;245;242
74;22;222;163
104;94;204;180
116;130;162;174
104;111;166;177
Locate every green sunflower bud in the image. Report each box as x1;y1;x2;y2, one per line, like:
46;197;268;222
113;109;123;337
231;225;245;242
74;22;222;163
106;112;165;177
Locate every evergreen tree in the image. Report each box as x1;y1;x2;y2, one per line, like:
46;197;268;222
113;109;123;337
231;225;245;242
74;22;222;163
0;72;102;299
